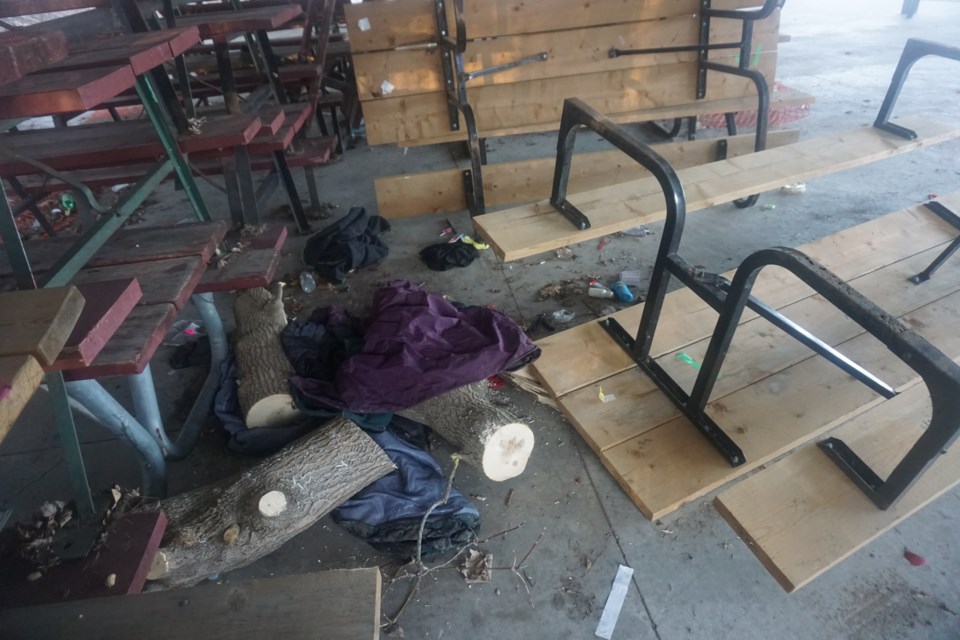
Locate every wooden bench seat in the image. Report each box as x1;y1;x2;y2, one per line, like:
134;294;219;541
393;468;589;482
0;65;136;120
0;114;263;178
0;29;68;86
196;223;287;293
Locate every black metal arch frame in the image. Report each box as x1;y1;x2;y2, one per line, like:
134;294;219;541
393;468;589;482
549;37;960;510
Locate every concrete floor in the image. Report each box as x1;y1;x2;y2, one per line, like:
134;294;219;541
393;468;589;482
3;0;960;637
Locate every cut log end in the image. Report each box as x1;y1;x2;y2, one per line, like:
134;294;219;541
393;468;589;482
481;423;535;482
245;394;300;429
146;551;169;581
258;490;288;517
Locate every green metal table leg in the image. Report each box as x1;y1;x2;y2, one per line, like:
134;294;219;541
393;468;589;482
135;75;211;222
43;160;171;288
48;372;96;520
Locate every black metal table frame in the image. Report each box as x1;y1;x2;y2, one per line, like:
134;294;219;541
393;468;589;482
438;0;783;217
548;37;960;511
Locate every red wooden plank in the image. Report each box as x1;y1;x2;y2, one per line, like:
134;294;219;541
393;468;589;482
245;103;313;153
175;5;303;39
0;222;227;277
271;135;337;168
258;106;285;135
0;30;68;87
46;279;142;372
72;256;205;311
63;303;177;379
196;247;281;293
0;65;135;119
70;27;200;59
0;511;166;608
177;112;263;153
44;41;172;76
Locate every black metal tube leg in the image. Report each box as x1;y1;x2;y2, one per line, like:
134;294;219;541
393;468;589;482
272;150;311;232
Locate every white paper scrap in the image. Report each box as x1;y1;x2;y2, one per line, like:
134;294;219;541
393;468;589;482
357;17;372;31
595;564;634;639
380;80;395;95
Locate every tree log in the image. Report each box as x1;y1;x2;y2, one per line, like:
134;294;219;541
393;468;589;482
399;381;534;481
143;418;394;589
233;284;299;428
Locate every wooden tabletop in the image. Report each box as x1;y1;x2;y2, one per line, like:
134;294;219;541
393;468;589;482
174;4;302;39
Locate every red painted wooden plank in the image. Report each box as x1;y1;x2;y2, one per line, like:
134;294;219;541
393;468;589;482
0;511;166;607
258;106;285;135
72;256;205;311
70;27;200;59
46;279;142;372
177;112;263;152
196;247;281;293
0;65;135;119
0;223;227;277
175;5;302;39
0;30;68;87
43;41;173;76
63;303;177;379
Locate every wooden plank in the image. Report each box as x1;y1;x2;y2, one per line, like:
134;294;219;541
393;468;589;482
560;238;960;454
0;512;167;608
175;5;303;39
362;55;777;145
48;279;143;372
0;30;68;87
0;0;108;18
196;248;281;293
70;27;200;59
0;222;226;277
353;18;779;100
0;286;85;366
0;65;135;119
377;130;800;218
0;114;261;177
474;117;960;262
63;303;177;380
714;381;960;592
0;568;382;640
599;286;960;521
399;86;814;147
42;40;173;76
346;0;759;52
531;195;960;398
0;355;43;443
72;256;205;311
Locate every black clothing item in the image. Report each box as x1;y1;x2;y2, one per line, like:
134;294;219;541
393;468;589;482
419;239;478;271
303;207;390;283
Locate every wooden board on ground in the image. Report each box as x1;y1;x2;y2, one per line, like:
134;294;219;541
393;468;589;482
0;286;85;366
376;130;800;218
0;355;43;443
530;197;960;520
531;195;960;397
473;117;960;261
714;379;960;592
0;568;382;640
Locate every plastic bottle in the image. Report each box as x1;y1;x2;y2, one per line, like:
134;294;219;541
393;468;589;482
610;280;634;303
299;270;318;293
588;286;615;299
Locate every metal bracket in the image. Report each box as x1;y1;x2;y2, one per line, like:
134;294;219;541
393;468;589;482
435;0;547;215
910;201;960;283
551;82;960;509
875;39;960;139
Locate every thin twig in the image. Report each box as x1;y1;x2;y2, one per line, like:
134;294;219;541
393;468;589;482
415;454;460;572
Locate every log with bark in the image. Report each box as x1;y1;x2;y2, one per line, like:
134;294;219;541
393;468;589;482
233;283;299;428
143;418;394;589
399;381;534;481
